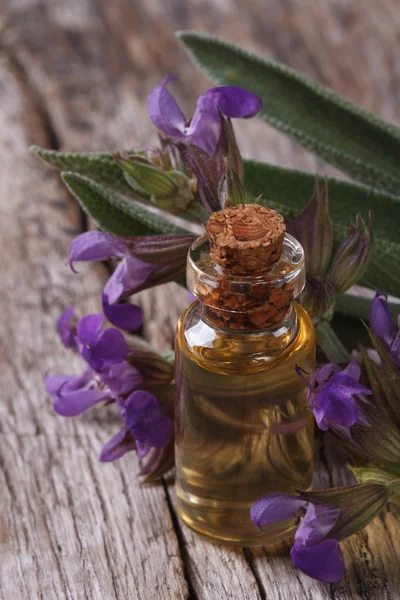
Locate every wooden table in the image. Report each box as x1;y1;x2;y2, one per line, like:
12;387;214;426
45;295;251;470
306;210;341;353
1;1;400;597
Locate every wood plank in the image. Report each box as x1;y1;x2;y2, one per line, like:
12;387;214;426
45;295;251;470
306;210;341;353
0;433;188;600
0;43;188;600
0;1;264;597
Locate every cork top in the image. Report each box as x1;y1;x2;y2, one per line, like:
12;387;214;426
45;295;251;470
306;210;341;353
205;204;286;274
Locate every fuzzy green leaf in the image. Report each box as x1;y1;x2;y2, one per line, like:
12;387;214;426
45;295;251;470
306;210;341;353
243;159;400;298
32;145;205;227
179;31;400;195
31;146;142;197
61;173;188;236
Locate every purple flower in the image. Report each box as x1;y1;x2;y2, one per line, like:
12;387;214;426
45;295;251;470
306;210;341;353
370;291;400;366
76;314;129;372
147;76;262;155
99;361;142;396
251;493;344;583
45;370;110;416
99;425;137;462
57;306;78;350
69;231;146;331
68;231;195;331
100;390;173;462
298;361;372;434
123;390;173;448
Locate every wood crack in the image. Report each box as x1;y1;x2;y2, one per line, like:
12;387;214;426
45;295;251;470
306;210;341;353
161;478;197;600
0;43;61;151
243;548;267;600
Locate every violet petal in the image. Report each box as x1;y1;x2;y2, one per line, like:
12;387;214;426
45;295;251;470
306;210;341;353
100;361;142;396
99;426;136;462
186;93;222;155
68;231;126;271
209;86;262;118
57;306;77;350
103;256;153;304
147;81;186;138
290;539;345;583
370;291;397;348
89;328;129;368
250;493;308;529
295;503;341;547
44;369;92;395
76;314;104;346
102;292;143;332
123;390;173;448
53;388;109;417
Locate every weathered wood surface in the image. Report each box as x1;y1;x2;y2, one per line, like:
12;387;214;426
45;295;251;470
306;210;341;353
1;0;400;598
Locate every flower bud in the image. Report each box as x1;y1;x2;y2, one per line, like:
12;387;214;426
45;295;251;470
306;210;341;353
286;176;333;277
333;401;400;473
114;152;178;198
328;213;373;293
300;275;335;319
359;338;400;429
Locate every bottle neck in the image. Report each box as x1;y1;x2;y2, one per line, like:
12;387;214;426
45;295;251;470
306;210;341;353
198;301;299;351
187;233;305;334
198;292;295;333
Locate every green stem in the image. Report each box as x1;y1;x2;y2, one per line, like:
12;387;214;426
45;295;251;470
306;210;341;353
316;319;351;363
335;292;400;322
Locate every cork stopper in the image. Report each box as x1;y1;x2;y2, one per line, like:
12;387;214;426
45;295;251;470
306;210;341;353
205;204;286;274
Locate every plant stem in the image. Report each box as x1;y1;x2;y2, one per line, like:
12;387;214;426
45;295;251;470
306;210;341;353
335;291;400;322
316;319;351;363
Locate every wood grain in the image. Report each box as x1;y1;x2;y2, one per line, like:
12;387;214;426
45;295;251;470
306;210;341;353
1;0;400;598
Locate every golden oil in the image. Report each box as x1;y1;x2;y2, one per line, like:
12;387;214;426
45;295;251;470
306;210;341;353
175;225;316;546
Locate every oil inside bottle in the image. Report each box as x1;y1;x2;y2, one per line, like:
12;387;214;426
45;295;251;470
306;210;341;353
175;302;315;546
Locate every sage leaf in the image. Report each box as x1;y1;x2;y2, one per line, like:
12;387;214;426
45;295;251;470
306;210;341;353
61;173;188;236
178;31;400;195
31;145;140;197
244;160;400;298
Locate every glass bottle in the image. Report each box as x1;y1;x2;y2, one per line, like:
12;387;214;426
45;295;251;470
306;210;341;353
174;207;315;547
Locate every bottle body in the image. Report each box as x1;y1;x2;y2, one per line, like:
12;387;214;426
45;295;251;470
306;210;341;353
175;301;315;546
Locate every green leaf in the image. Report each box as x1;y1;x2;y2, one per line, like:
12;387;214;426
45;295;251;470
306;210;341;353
32;145;204;227
61;173;188;236
243;159;400;298
178;31;400;195
31;145;141;197
315;320;350;363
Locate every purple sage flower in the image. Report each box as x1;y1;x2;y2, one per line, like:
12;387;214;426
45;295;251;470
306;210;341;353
147;76;262;155
297;361;372;435
57;306;78;350
68;231;195;331
76;314;129;372
99;361;142;396
370;291;400;366
251;493;343;583
68;231;146;331
100;390;173;462
45;369;110;417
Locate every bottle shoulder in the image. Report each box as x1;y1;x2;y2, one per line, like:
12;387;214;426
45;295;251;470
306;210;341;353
176;302;315;375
